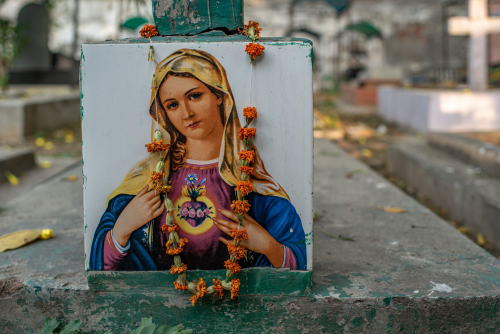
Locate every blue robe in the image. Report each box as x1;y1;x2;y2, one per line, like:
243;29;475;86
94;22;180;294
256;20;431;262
89;192;307;271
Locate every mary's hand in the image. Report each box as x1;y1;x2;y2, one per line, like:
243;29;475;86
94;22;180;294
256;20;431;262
214;208;284;268
113;185;165;247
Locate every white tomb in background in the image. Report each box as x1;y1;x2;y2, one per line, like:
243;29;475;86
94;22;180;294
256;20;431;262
378;0;500;133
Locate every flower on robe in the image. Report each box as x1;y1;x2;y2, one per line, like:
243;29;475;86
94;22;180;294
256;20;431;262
140;24;159;38
184;174;198;186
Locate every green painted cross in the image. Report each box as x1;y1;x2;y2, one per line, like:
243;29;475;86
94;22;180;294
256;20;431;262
152;0;243;35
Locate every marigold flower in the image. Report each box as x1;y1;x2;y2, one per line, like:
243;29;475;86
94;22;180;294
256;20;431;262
150;171;165;183
190;278;207;305
174;282;188;291
245;43;265;60
224;259;241;274
230;200;251;216
230;228;249;241
212;279;224;298
170;264;187;274
236;180;253;197
162;224;179;233
227;244;247;260
239;166;254;175
231;278;241;299
238;20;262;41
179;238;188;248
145;139;170;153
238;127;257;140
238;149;255;163
165;238;188;255
153;184;171;194
243;107;257;119
140;24;159;38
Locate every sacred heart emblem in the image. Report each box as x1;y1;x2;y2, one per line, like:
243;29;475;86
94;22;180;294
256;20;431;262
177;174;214;228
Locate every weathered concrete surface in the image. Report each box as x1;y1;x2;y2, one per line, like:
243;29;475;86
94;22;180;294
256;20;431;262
0;155;80;205
388;137;500;245
2;139;500;333
0;88;80;144
0;147;35;185
152;0;243;36
428;132;500;178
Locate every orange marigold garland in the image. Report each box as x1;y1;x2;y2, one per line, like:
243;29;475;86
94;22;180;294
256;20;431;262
140;24;159;38
152;20;266;305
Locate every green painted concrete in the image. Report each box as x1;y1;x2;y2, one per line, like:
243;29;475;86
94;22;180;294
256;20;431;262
87;269;312;296
152;0;243;36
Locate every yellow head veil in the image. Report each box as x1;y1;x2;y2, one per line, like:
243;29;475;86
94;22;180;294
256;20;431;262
107;49;288;204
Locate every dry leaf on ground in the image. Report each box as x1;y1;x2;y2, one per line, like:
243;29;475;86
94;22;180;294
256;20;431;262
375;205;408;213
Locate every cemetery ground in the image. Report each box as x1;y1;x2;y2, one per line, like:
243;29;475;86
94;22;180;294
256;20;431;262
2;97;500;331
314;91;500;260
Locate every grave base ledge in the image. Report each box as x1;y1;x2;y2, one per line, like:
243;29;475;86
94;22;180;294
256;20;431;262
86;268;312;296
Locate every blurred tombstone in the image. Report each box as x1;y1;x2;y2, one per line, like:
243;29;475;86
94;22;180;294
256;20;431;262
449;0;500;91
12;3;51;72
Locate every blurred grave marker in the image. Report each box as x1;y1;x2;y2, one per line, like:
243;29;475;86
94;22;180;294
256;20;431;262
12;3;51;73
449;0;500;91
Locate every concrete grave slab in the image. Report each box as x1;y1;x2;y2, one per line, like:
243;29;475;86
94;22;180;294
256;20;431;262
378;86;500;132
2;139;500;332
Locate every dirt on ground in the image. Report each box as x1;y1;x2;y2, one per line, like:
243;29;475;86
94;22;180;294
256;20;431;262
314;93;500;259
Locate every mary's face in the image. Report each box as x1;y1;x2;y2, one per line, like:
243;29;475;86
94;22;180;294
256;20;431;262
158;75;223;141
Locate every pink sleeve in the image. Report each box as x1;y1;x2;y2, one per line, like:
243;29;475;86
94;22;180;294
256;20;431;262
103;230;127;270
282;246;297;270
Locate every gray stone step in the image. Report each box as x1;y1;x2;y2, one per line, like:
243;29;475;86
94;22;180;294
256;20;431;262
2;140;500;333
0;147;35;185
389;137;500;245
428;132;500;178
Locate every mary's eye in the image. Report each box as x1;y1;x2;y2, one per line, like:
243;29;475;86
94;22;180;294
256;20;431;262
167;101;178;109
189;92;202;100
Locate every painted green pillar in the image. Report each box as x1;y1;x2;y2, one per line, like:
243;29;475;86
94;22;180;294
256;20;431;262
152;0;244;35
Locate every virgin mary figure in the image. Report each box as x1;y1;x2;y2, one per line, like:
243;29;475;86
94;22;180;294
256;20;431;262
90;49;306;271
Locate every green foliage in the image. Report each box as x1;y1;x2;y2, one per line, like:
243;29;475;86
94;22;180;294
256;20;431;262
35;318;82;334
36;317;192;334
0;19;25;65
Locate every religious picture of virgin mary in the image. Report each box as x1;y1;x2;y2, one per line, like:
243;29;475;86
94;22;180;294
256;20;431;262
89;49;307;271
